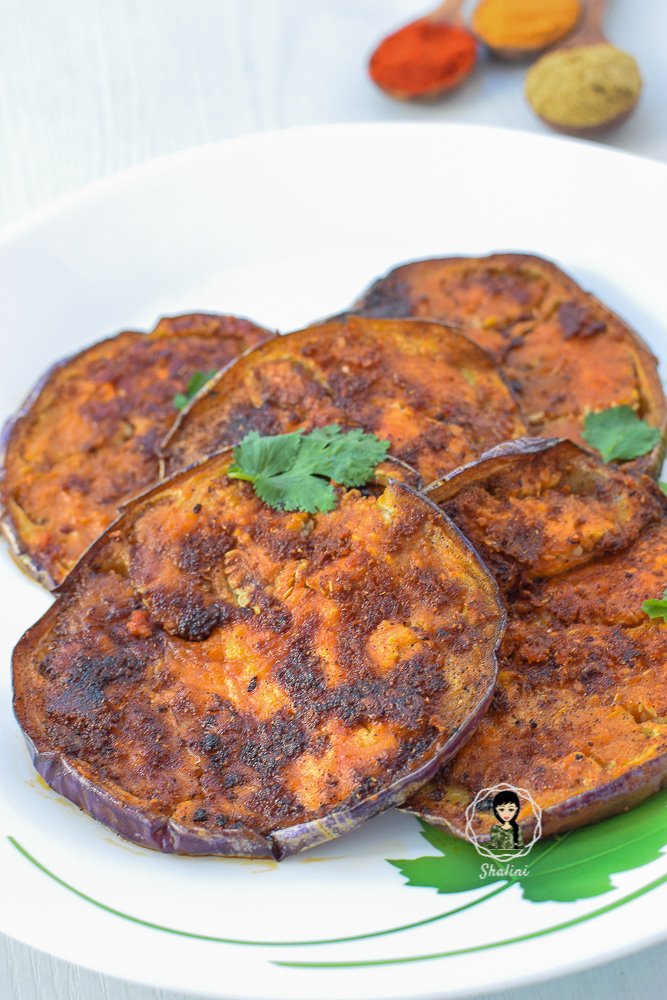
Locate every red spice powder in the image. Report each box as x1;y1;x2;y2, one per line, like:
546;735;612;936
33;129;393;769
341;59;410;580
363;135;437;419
369;18;477;99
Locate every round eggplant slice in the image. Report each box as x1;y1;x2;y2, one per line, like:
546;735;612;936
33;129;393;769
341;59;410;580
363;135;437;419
1;313;272;588
353;253;666;474
405;437;667;841
162;315;526;483
13;451;503;859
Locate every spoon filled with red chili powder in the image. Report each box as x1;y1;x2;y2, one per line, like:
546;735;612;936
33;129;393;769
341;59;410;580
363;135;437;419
369;0;477;100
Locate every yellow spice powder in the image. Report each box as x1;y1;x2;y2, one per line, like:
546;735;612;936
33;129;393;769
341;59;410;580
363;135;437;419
473;0;581;51
525;44;643;129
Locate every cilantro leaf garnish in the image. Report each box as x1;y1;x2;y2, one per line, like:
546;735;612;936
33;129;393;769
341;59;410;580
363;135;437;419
173;370;217;411
660;481;667;496
292;426;391;486
643;589;667;622
227;426;390;513
252;469;339;514
582;405;660;463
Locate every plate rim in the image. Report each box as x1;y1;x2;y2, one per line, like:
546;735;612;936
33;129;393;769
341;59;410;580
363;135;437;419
2;121;667;247
3;821;667;1000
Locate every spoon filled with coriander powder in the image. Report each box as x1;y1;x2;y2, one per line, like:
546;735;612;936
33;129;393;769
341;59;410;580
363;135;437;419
525;0;642;134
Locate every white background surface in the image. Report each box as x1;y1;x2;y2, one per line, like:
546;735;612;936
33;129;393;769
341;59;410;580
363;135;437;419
1;1;666;999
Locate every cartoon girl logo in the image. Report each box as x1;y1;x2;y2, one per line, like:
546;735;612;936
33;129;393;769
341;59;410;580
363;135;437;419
465;782;542;862
489;789;523;852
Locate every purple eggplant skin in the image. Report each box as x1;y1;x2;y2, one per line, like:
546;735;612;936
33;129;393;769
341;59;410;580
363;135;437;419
423;435;567;505
23;690;496;860
0;359;65;590
13;467;504;860
24;732;274;858
409;754;667;845
536;759;667;839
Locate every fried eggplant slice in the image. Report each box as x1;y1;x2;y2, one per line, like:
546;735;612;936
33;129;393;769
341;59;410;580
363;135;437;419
1;313;271;588
13;450;503;858
353;254;666;473
162;316;526;483
405;438;667;840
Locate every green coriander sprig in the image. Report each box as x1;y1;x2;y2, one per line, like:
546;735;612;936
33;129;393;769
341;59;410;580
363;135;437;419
582;405;660;464
227;426;390;513
643;589;667;623
173;370;217;411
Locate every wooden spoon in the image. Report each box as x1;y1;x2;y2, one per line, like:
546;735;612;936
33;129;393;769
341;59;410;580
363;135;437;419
558;0;610;50
526;0;643;135
368;0;478;101
425;0;466;27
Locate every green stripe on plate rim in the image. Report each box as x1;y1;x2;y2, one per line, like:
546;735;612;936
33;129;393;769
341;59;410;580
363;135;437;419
8;834;509;947
274;870;667;968
7;796;667;966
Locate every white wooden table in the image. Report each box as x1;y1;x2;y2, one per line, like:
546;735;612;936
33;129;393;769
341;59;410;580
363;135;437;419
1;1;666;997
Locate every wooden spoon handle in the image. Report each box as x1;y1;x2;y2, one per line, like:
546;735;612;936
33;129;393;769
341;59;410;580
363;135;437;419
426;0;465;26
567;0;608;46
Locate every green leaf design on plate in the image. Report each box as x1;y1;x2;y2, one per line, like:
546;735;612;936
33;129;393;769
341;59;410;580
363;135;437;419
390;790;667;903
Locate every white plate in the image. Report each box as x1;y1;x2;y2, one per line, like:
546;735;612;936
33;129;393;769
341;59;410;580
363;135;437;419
1;123;666;1000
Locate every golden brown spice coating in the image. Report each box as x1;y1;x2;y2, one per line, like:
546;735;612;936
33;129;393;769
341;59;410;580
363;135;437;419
162;316;526;483
429;440;663;592
353;254;666;470
1;314;271;588
406;439;667;840
13;451;503;857
525;523;667;628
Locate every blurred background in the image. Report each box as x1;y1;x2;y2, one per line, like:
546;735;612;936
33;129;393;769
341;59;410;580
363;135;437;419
1;0;666;227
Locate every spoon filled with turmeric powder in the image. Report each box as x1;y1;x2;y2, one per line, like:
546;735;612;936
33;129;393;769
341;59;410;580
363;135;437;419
525;0;643;134
369;0;478;100
472;0;582;60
